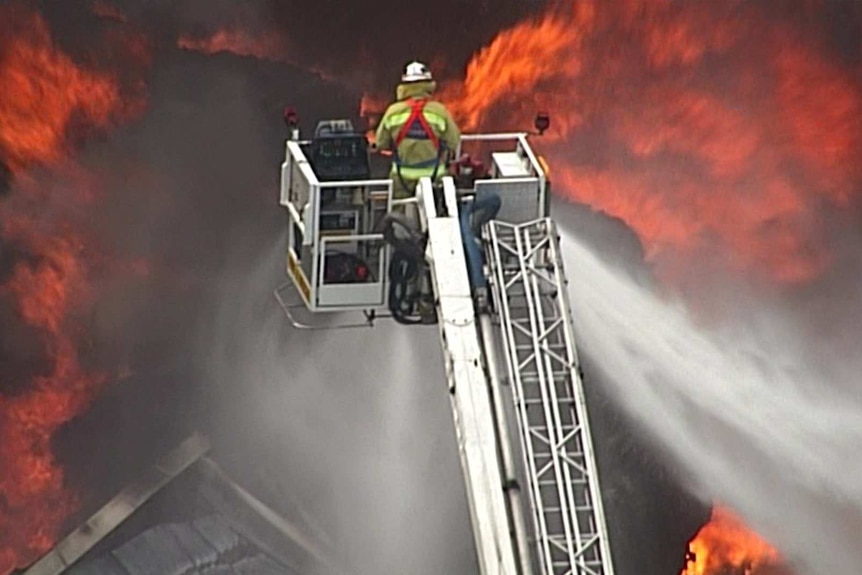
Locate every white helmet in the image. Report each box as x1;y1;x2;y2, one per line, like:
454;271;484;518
402;61;433;83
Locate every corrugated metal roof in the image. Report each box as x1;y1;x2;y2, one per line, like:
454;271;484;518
20;435;341;575
68;516;295;575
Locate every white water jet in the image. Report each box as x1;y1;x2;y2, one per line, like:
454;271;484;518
560;225;862;575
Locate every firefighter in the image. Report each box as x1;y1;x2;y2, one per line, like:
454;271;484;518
375;61;461;199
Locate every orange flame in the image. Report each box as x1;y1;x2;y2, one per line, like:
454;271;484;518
178;28;291;63
438;0;862;284
177;26;343;84
0;5;137;173
0;4;148;572
682;508;781;575
91;0;128;23
359;93;388;120
441;2;594;134
0;209;109;572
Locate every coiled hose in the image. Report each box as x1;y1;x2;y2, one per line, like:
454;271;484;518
379;212;427;325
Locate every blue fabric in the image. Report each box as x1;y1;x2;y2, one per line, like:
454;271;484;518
460;193;502;291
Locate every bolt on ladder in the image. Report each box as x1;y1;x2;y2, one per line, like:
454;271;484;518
485;218;614;575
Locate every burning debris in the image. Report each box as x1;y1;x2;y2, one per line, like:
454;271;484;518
682;507;786;575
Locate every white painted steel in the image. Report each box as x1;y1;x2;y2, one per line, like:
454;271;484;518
418;178;518;575
479;312;535;575
281;139;393;312
456;133;547;226
486;219;614;575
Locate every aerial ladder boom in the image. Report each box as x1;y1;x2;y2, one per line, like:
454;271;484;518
277;119;614;575
417;178;520;574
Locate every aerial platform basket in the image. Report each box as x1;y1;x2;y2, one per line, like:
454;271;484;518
276;118;549;329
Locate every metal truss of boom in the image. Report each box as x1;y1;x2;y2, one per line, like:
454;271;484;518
486;218;614;575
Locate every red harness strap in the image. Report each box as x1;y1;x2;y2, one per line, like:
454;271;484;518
394;98;440;149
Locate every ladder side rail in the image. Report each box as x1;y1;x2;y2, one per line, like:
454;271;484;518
486;220;549;574
546;221;616;575
516;223;581;574
478;311;535;575
521;225;584;573
487;221;555;574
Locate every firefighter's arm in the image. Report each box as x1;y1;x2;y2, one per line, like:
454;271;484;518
444;111;461;160
374;109;393;151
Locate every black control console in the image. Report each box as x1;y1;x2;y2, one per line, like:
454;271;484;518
307;120;370;182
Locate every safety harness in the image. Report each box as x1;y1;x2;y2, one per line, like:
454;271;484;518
391;98;446;191
394;98;439;149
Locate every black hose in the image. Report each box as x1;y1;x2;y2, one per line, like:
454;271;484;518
387;251;424;325
378;213;427;325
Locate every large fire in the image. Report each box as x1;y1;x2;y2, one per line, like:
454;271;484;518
0;4;147;572
353;0;860;569
682;507;782;575
440;0;862;285
2;0;857;571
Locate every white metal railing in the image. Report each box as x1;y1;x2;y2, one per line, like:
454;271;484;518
280;138;393;313
458;133;545;180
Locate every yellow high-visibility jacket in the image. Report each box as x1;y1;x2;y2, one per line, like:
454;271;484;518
376;80;461;185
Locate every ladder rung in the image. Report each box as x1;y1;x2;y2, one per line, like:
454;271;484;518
543;505;596;514
537;478;588;487
531;450;586;460
515;344;568;352
518;372;573;383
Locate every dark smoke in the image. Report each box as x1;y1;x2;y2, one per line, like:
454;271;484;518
0;161;10;196
56;39;350;490
51;0;550;91
263;0;552;88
